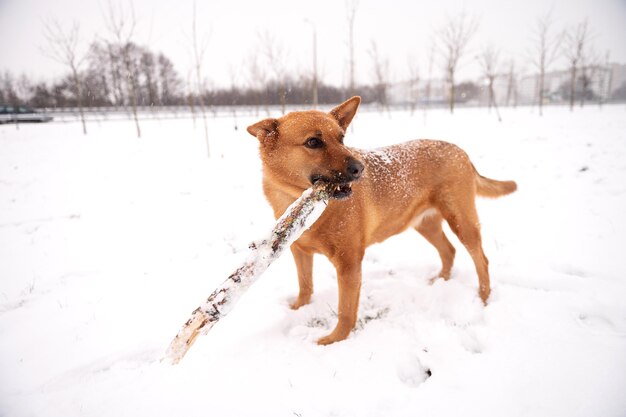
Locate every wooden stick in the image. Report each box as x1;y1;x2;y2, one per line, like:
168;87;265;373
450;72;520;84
164;181;335;364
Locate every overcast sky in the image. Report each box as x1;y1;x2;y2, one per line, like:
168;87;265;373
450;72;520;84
1;0;625;88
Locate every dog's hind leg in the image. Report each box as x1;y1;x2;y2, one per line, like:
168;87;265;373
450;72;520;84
440;200;491;305
415;211;456;281
290;246;314;310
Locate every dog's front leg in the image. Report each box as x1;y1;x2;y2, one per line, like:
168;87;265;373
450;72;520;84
318;254;363;345
290;246;314;310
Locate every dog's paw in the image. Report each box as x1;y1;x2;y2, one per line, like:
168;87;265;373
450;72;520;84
428;273;450;284
479;285;490;305
316;335;337;346
289;295;311;310
316;328;351;345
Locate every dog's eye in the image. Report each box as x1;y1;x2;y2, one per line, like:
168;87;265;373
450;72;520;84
305;137;324;149
339;135;345;144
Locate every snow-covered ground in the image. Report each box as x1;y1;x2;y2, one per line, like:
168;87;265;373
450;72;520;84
1;105;625;417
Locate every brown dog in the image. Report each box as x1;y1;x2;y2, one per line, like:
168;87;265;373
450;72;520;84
247;96;516;345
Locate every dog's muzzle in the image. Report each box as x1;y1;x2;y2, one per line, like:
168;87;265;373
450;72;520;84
310;158;364;200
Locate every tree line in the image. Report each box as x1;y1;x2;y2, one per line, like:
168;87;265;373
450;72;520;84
0;42;388;110
1;2;624;140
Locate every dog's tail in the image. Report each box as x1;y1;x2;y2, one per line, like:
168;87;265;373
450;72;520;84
473;165;517;198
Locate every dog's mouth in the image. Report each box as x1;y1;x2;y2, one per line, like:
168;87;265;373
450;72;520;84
330;182;353;200
310;175;354;200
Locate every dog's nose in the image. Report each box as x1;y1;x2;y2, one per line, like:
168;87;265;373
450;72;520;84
346;158;364;180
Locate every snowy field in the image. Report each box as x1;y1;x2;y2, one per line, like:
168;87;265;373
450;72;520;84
1;104;626;417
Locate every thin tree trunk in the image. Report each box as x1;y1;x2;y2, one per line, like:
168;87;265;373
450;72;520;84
579;61;587;108
279;87;286;115
197;92;210;158
423;44;434;126
194;64;209;157
569;65;577;111
538;69;545;116
191;0;210;158
72;67;87;134
123;48;141;138
449;72;455;114
489;80;502;122
188;94;196;128
129;80;141;138
505;63;514;107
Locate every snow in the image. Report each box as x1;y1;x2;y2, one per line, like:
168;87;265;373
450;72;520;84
1;105;626;417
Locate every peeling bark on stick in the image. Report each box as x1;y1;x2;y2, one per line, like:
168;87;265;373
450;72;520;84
164;181;335;364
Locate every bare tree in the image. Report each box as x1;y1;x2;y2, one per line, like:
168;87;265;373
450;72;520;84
504;59;518;107
102;0;142;137
597;50;611;108
406;55;419;115
15;74;33;105
563;19;590;111
106;42;125;106
304;19;319;108
42;19;88;134
188;0;210;157
0;72;11;104
1;72;20;129
423;40;435;125
140;49;158;106
345;0;359;98
259;30;288;114
530;11;563;116
579;49;600;108
186;69;197;127
478;45;502;121
245;50;267;116
436;11;479;114
157;52;182;105
228;64;240;130
30;81;55;108
576;24;601;109
368;40;390;114
87;42;113;105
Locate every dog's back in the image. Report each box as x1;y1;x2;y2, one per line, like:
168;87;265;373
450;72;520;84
352;139;515;245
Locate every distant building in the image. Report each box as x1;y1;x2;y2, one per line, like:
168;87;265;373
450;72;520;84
607;63;626;97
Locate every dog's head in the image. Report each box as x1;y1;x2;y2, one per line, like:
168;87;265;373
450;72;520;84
247;96;364;200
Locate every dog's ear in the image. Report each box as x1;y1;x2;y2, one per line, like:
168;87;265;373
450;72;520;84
247;118;279;142
329;96;361;130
